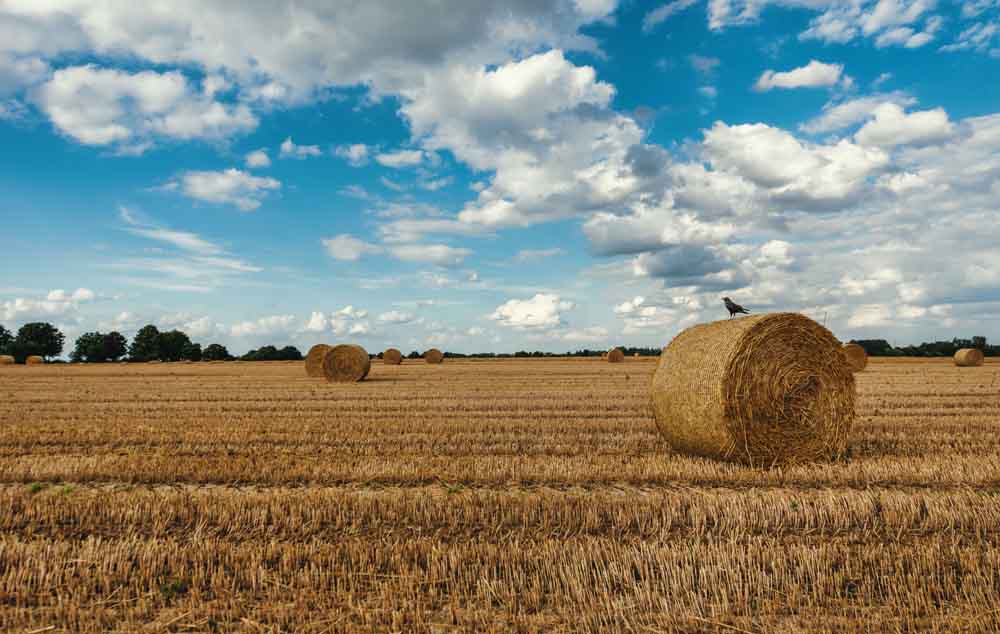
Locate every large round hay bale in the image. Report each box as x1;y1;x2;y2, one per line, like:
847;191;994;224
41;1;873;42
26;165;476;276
322;344;371;382
842;343;868;372
607;348;625;363
25;356;44;365
651;312;855;466
383;348;403;365
424;348;444;364
305;344;331;377
0;355;14;365
954;348;984;367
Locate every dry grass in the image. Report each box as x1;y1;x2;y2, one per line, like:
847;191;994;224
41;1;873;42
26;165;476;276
1;357;999;632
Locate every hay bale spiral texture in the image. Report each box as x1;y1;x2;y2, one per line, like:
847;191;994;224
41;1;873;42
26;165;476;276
322;344;371;382
25;356;44;365
842;343;868;372
0;355;14;365
607;348;625;363
954;348;984;367
305;344;332;377
651;312;855;466
424;348;444;364
383;348;403;365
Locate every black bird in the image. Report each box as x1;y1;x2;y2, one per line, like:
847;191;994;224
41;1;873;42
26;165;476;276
723;297;750;318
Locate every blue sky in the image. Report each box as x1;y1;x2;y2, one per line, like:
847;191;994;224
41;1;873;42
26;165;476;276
1;0;998;354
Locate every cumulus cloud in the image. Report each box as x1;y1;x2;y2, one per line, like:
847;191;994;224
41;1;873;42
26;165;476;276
230;315;296;337
2;287;97;322
244;148;270;168
375;149;426;168
643;0;700;31
321;235;384;261
378;310;415;323
173;169;281;211
514;248;565;262
389;244;472;267
854;103;955;147
33;65;256;153
490;294;573;329
279;136;321;159
334;144;370;166
800;92;917;134
754;60;850;91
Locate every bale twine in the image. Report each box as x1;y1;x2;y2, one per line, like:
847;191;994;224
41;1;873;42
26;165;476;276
0;355;14;365
305;344;332;377
607;348;625;363
322;344;371;382
383;348;403;365
424;348;444;364
651;312;855;466
954;348;985;367
25;356;44;365
842;343;868;372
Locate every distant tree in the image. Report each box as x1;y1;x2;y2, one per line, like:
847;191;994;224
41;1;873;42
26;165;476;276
72;332;104;362
129;325;161;361
0;324;13;354
14;322;65;361
203;343;230;361
158;330;192;362
973;336;987;350
103;331;128;361
181;342;203;362
408;350;421;359
278;345;302;361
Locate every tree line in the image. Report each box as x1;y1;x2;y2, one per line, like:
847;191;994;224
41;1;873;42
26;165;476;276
850;336;998;357
0;322;302;363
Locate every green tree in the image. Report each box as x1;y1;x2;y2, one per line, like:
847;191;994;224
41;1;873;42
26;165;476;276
72;332;105;362
103;331;128;361
0;324;12;354
278;345;302;361
202;343;230;361
158;330;192;362
14;322;65;361
181;342;202;362
129;325;161;361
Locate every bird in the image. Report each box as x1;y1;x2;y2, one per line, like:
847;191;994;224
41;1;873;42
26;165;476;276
723;297;750;319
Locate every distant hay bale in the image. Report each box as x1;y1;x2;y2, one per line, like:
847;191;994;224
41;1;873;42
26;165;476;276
954;348;984;367
842;343;868;372
0;355;14;365
651;312;855;466
424;348;444;364
634;352;640;359
383;348;403;365
305;344;331;377
607;348;625;363
322;344;371;382
25;356;44;365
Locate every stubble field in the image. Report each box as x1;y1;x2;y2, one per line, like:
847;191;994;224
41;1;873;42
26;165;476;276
1;357;999;633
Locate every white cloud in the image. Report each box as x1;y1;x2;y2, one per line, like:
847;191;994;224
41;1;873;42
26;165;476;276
375;149;426;168
33;65;256;153
514;248;565;262
940;21;999;54
389;244;472;267
800;92;917;134
336;305;368;319
245;148;270;168
0;52;49;96
378;310;415;323
321;234;383;261
855;103;955;147
754;60;849;91
614;296;646;315
279;136;321;159
174;169;280;211
847;304;893;328
229;315;296;338
2;287;96;322
303;311;328;332
560;325;609;341
689;54;721;75
643;0;700;31
334;143;370;166
490;293;574;329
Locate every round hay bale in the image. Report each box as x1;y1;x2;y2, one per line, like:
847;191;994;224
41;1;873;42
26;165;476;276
305;344;332;377
634;352;641;359
322;344;371;382
383;348;403;365
651;312;855;466
25;356;44;365
0;355;14;365
424;348;444;364
954;348;984;367
842;343;868;372
607;348;625;363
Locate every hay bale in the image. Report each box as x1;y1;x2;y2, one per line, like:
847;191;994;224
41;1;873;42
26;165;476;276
0;355;14;365
954;348;984;367
424;348;444;364
634;352;641;359
842;343;868;372
607;348;625;363
305;344;332;377
651;312;855;466
383;348;403;365
25;356;44;365
322;344;371;382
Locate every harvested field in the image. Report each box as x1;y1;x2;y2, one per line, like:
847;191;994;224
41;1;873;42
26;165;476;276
1;357;999;633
